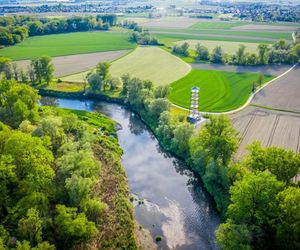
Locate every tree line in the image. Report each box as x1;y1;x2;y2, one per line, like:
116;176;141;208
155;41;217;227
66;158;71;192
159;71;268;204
122;20;160;45
172;39;300;65
0;56;54;87
0;77;136;249
0;14;117;46
89;67;299;250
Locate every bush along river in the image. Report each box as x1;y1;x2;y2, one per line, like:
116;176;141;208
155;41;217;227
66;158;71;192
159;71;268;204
41;97;220;250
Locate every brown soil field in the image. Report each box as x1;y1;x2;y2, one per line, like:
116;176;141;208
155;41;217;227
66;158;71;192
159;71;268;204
15;50;130;77
142;17;199;28
233;24;299;32
252;64;300;112
191;63;291;76
231;106;300;157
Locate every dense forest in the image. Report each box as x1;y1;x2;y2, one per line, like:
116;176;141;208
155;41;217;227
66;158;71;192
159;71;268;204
0;78;137;249
0;14;117;46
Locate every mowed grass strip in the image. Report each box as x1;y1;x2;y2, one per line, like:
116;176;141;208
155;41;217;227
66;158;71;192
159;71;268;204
0;31;136;60
173;39;259;54
63;46;191;85
168;69;273;112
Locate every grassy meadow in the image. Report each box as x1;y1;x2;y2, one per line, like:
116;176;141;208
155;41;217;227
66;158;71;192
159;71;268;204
62;46;191;85
168;69;273;112
173;39;259;54
0;31;136;60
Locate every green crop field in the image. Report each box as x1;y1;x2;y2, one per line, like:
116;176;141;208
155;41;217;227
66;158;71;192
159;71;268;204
0;31;136;61
174;39;259;54
63;46;191;85
148;27;292;41
168;69;273;112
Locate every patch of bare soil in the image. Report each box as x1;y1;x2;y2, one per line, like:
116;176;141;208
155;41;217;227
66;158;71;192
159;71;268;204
231;106;300;157
252;64;300;112
15;50;131;77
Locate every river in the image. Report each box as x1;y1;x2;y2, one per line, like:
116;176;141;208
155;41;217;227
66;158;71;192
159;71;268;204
41;97;220;250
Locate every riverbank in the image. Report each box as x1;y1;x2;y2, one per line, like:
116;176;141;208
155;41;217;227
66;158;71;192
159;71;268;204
38;88;221;215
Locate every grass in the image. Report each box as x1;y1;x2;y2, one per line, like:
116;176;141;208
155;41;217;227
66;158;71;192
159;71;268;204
173;39;259;54
0;31;136;61
63;46;191;85
46;82;84;92
168;69;273;112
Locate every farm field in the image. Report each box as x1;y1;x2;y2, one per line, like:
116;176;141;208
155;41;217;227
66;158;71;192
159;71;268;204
62;46;191;85
231;106;300;157
142;17;200;28
15;50;131;77
252;64;300;112
173;39;259;54
168;69;273;112
148;27;293;41
0;31;136;60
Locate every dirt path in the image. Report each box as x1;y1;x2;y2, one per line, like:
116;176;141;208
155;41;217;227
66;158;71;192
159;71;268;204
15;50;131;77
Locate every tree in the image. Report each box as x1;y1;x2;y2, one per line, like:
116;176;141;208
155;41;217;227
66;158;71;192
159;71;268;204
3;132;54;194
54;205;97;244
18;208;43;246
0;79;40;128
195;43;209;61
148;98;170;123
189;115;238;166
275;187;300;249
216;220;251;250
154;85;170;98
171;122;194;158
245;142;300;184
226;171;283;249
211;46;224;64
235;45;246;65
258;44;269;65
96;62;110;81
86;72;102;93
27;21;44;36
31;56;54;85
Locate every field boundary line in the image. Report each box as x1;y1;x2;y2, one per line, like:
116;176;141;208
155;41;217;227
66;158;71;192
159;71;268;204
171;63;299;115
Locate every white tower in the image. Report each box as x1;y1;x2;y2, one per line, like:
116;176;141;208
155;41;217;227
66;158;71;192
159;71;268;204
188;87;201;123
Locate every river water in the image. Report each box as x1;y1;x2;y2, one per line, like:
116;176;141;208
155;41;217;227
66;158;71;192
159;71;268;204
41;97;220;250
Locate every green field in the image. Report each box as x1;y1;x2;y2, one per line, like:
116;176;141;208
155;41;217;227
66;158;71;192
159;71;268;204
63;46;191;85
0;31;136;60
149;27;293;41
168;69;273;112
174;39;259;54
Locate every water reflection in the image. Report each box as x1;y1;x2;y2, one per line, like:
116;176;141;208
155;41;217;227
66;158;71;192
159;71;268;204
41;97;220;250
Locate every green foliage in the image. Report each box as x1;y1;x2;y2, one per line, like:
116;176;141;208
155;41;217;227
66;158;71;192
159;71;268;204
195;43;209;60
211;46;225;63
148;98;170;124
30;56;54;85
54;205;97;244
275;187;300;249
245;142;300;184
171;122;194;158
18;208;43;246
0;78;40;128
216;220;251;250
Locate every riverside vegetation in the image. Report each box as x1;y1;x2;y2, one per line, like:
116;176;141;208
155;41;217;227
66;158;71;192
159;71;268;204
0;77;137;249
